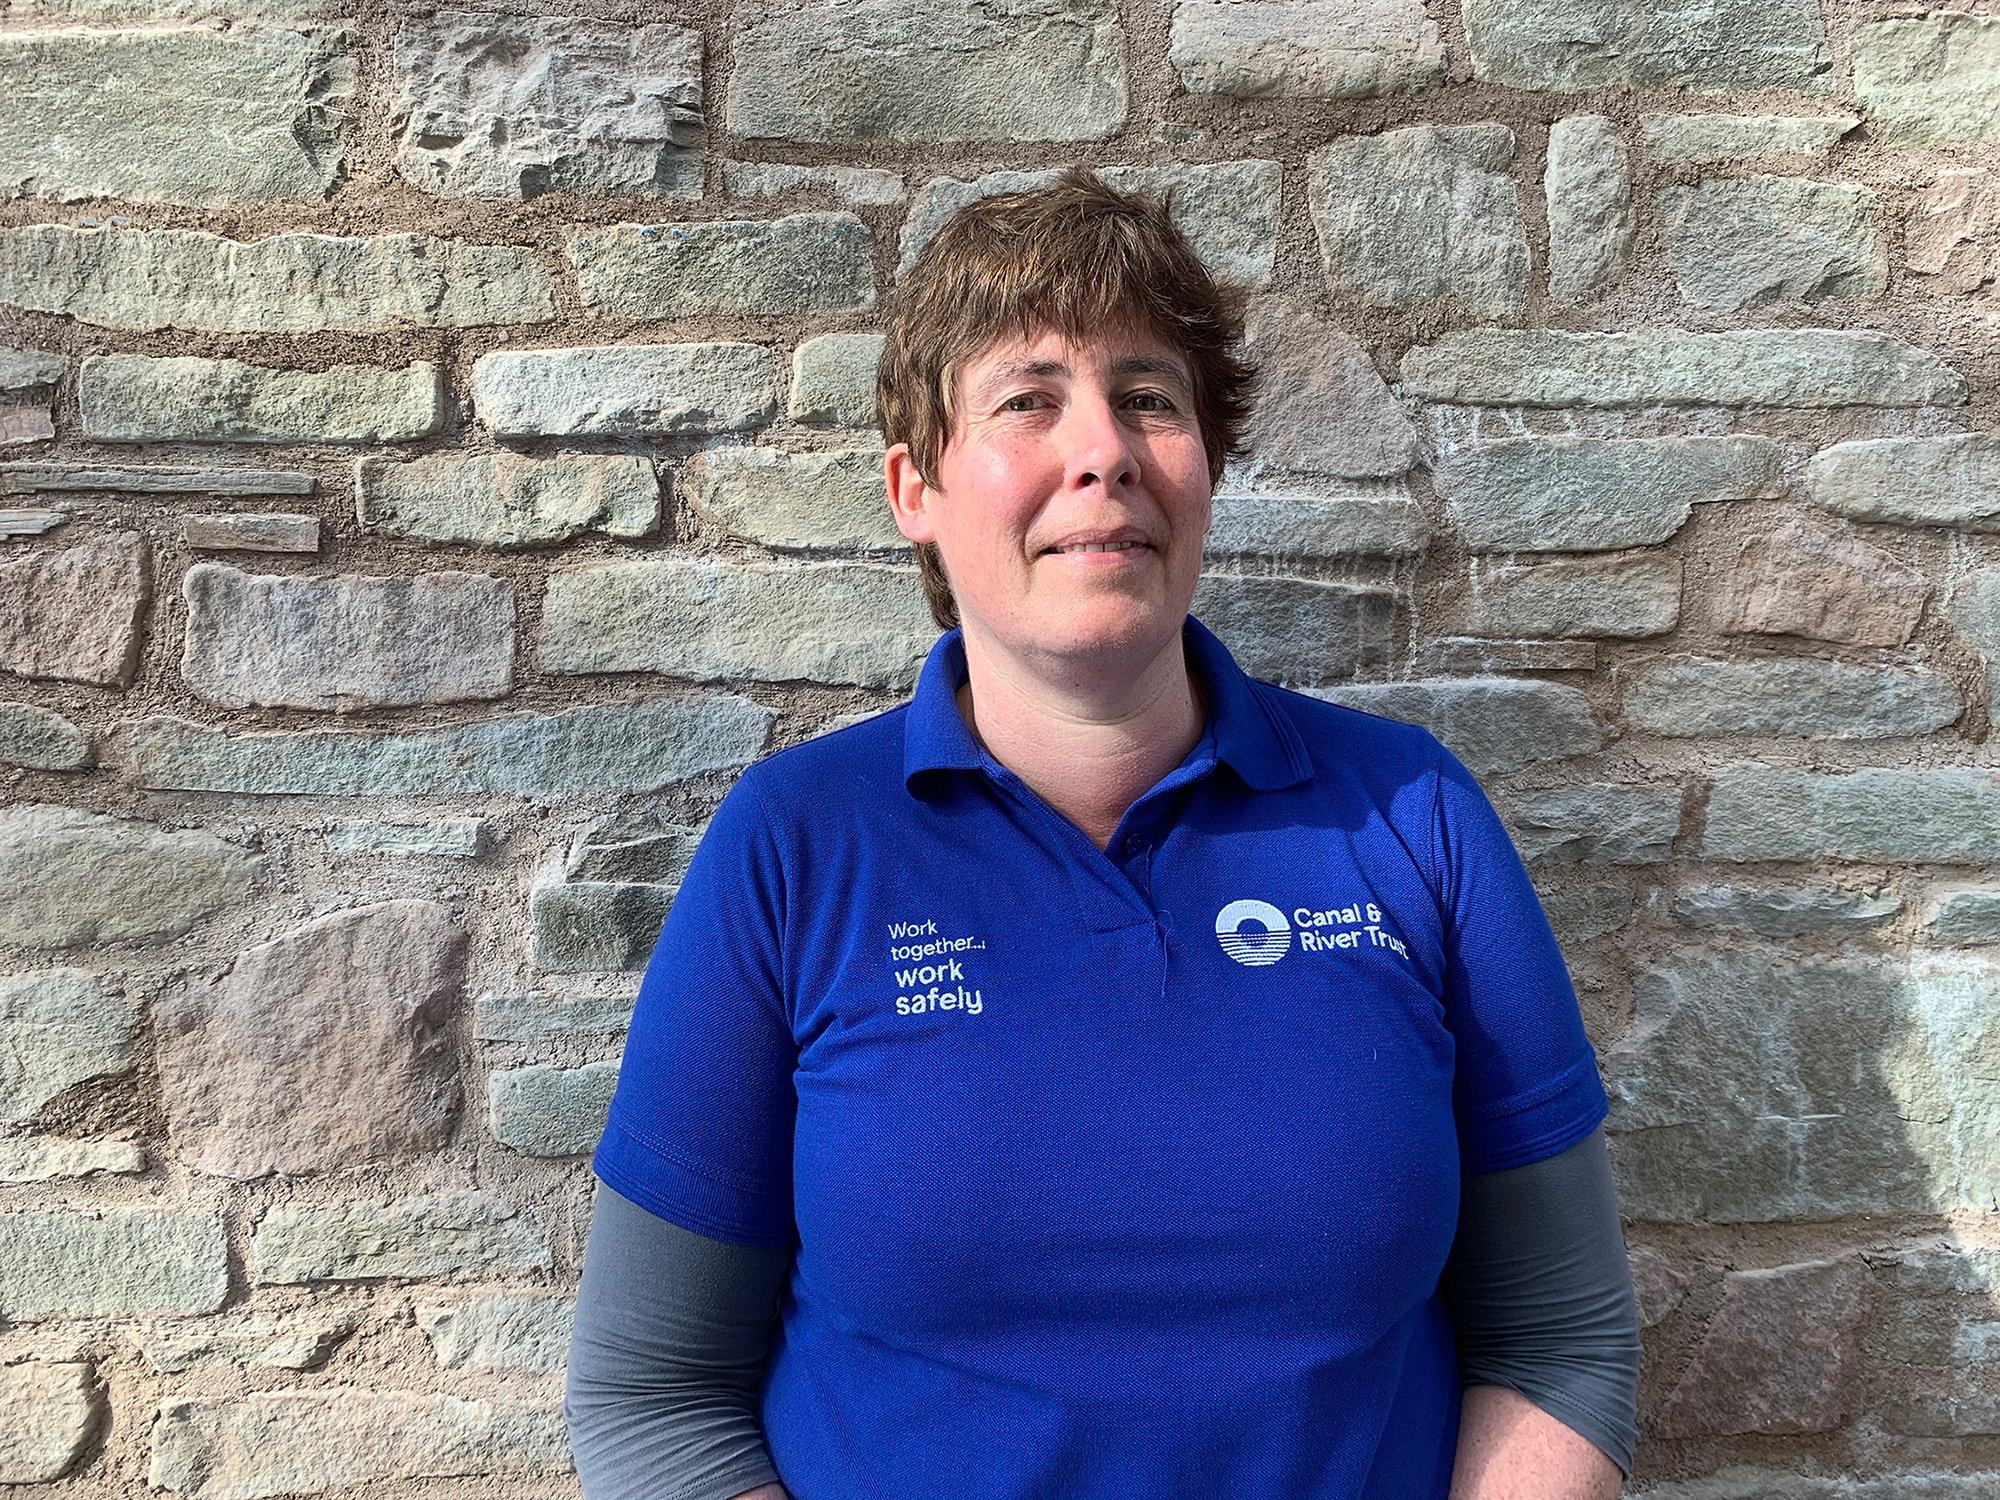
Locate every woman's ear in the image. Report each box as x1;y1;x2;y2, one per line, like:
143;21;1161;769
884;443;939;546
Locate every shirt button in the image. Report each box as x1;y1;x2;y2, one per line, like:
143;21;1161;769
1123;833;1145;855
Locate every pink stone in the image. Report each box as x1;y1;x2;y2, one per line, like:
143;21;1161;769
0;532;147;687
1715;511;1928;647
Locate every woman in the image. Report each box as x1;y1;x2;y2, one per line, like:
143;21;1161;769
567;170;1641;1500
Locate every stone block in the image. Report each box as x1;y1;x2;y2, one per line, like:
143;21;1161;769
183;514;321;554
1637;1474;2000;1500
0;803;259;948
0;224;555;334
1626;658;1960;739
358;452;659;548
0;510;63;538
419;1291;574;1372
1951;570;2000;714
1501;785;1681;865
474;992;636;1041
1879;1373;2000;1437
0;351;64;391
0;1362;97;1482
0;531;147;687
1538;882;1635;942
1907;168;1998;294
1854;13;2000;145
1717;511;1928;647
726;0;1127;144
1191;574;1398;686
568;815;704;883
394;12;701;200
1628;1246;1689;1327
1642;113;1858;162
1400;328;1966;408
120;696;773;797
530;882;674;972
1306;678;1598;773
1462;0;1828;91
1673;884;1900;938
182;564;514;713
1661;175;1887;310
1464;554;1680;638
1206;486;1429;562
1433;435;1782;552
488;1060;619;1154
1807;433;2000;532
3;463;313;496
1415;638;1597;675
1705;764;2000;864
0;1137;144;1182
0;701;90;770
252;1196;549;1284
0;969;134;1122
790;333;885;427
1168;0;1441;97
683;446;901;552
135;1312;350;1373
726;161;905;206
159;900;464;1179
325;818;486;857
149;1390;568;1499
1545;115;1630;302
1894;1245;2000;1295
540;558;936;688
0;1209;227;1317
80;355;439;444
0;399;53;448
1308;124;1527;315
1234;299;1418;480
570;214;875;319
472;343;776;438
1925;887;2000;944
0;25;351;207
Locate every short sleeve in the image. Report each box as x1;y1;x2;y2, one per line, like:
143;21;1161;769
592;770;799;1247
1432;747;1607;1175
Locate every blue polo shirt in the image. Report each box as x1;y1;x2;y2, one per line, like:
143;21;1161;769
595;617;1605;1500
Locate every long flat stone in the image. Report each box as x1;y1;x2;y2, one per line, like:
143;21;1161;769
0;1137;144;1182
0;1362;97;1482
1661;175;1886;310
80;355;439;443
570;213;875;319
0;1210;227;1318
1306;678;1599;773
1854;13;2000;145
474;992;635;1041
1501;785;1682;864
1462;0;1828;91
0;701;90;770
567;815;705;883
1643;113;1859;162
488;1061;619;1155
1169;0;1442;97
1674;883;1900;938
1206;485;1429;562
473;343;776;438
682;446;903;552
0;969;135;1123
419;1291;574;1372
1703;765;2000;863
252;1196;549;1284
357;451;659;547
183;514;321;554
725;160;906;207
1464;554;1681;638
1;463;313;495
0;350;64;390
0;531;148;687
134;1312;351;1373
324;818;486;857
1192;574;1399;686
1625;658;1961;739
1806;433;2000;531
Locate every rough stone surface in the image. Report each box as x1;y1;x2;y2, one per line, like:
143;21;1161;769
0;510;64;538
475;991;635;1041
682;446;902;552
0;701;90;770
1417;638;1597;675
121;697;773;797
0;224;556;333
1433;436;1783;552
1501;785;1682;865
1306;679;1599;773
0;1361;97;1482
540;559;937;688
1539;882;1636;942
1661;175;1887;310
419;1291;574;1371
1907;168;1998;294
1625;658;1961;740
1234;300;1418;480
0;969;135;1122
0;1209;227;1317
1545;115;1630;302
1191;574;1399;686
325;818;486;857
1629;1246;1690;1327
2;463;313;496
0;25;351;207
1924;887;2000;944
472;343;775;438
1705;765;2000;864
0;1137;144;1182
725;160;905;206
358;451;659;547
135;1312;350;1373
1465;554;1681;639
0;531;147;687
1308;124;1527;315
1716;511;1929;647
0;397;54;448
567;815;704;883
530;881;675;971
570;214;875;319
1673;884;1901;938
1637;1475;2000;1500
1807;433;2000;532
0;804;259;948
726;0;1128;144
158;900;464;1179
252;1196;549;1284
1853;13;2000;146
1643;113;1858;162
1461;0;1829;91
1206;486;1428;562
183;513;322;554
1400;328;1966;408
1951;570;2000;714
790;333;885;427
80;355;440;444
182;563;515;712
394;12;701;200
1168;0;1442;98
0;350;64;391
488;1060;619;1154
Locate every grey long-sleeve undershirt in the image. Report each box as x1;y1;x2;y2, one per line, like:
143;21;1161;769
564;1125;1641;1500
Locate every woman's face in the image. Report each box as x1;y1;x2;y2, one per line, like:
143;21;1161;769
886;323;1213;677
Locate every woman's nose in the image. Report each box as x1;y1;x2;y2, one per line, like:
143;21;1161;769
1057;392;1139;491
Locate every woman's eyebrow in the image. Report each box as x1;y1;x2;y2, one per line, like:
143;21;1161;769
1110;354;1192;389
968;358;1070;403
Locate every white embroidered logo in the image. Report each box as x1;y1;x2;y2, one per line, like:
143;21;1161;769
1215;899;1292;967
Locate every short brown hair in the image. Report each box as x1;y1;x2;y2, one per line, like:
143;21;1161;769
877;167;1256;630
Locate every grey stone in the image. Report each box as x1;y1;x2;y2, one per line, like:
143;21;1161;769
252;1196;549;1284
1880;1374;2000;1437
0;25;351;207
683;446;901;552
419;1291;574;1372
1854;13;2000;146
357;451;659;548
1661;175;1887;310
1502;785;1681;865
1643;113;1858;162
531;882;675;972
1925;888;2000;944
135;1312;350;1373
182;563;515;713
183;514;321;554
488;1060;619;1154
1673;884;1901;938
1907;168;1999;293
2;463;313;496
120;697;773;797
1605;952;2000;1219
0;223;554;334
726;161;905;207
1306;678;1599;773
570;214;875;319
1952;570;2000;713
0;701;90;770
1464;554;1680;639
540;559;936;689
325;818;486;858
0;1362;97;1482
1717;511;1929;648
790;333;885;427
1636;1473;2000;1500
1234;300;1418;479
472;343;776;439
0;1210;227;1317
80;355;439;444
0;351;64;391
0;804;259;948
1168;0;1442;97
1462;0;1828;91
1625;658;1961;739
1539;882;1636;942
0;1137;144;1182
1545;115;1630;302
1628;1246;1689;1327
394;12;701;200
1415;638;1598;675
1807;433;2000;532
149;1390;568;1499
0;397;54;448
0;969;135;1122
474;992;635;1041
1206;485;1429;562
726;0;1127;144
158;900;464;1179
0;531;147;687
1191;574;1399;686
1307;124;1528;315
1433;436;1783;552
0;510;63;539
1894;1245;2000;1295
567;816;703;884
1400;328;1966;408
1705;765;2000;864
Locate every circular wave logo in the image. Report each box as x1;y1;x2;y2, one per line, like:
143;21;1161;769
1215;899;1292;967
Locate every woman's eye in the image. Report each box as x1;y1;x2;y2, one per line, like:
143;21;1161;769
1002;393;1043;412
1127;391;1171;412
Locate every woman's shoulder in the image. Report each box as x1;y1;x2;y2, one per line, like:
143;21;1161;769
732;702;915;817
1248;678;1452;780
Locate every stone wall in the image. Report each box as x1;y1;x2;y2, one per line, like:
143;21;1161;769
0;0;1996;1492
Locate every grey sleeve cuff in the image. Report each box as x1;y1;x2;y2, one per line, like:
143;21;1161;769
1442;1124;1643;1476
564;1181;793;1500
